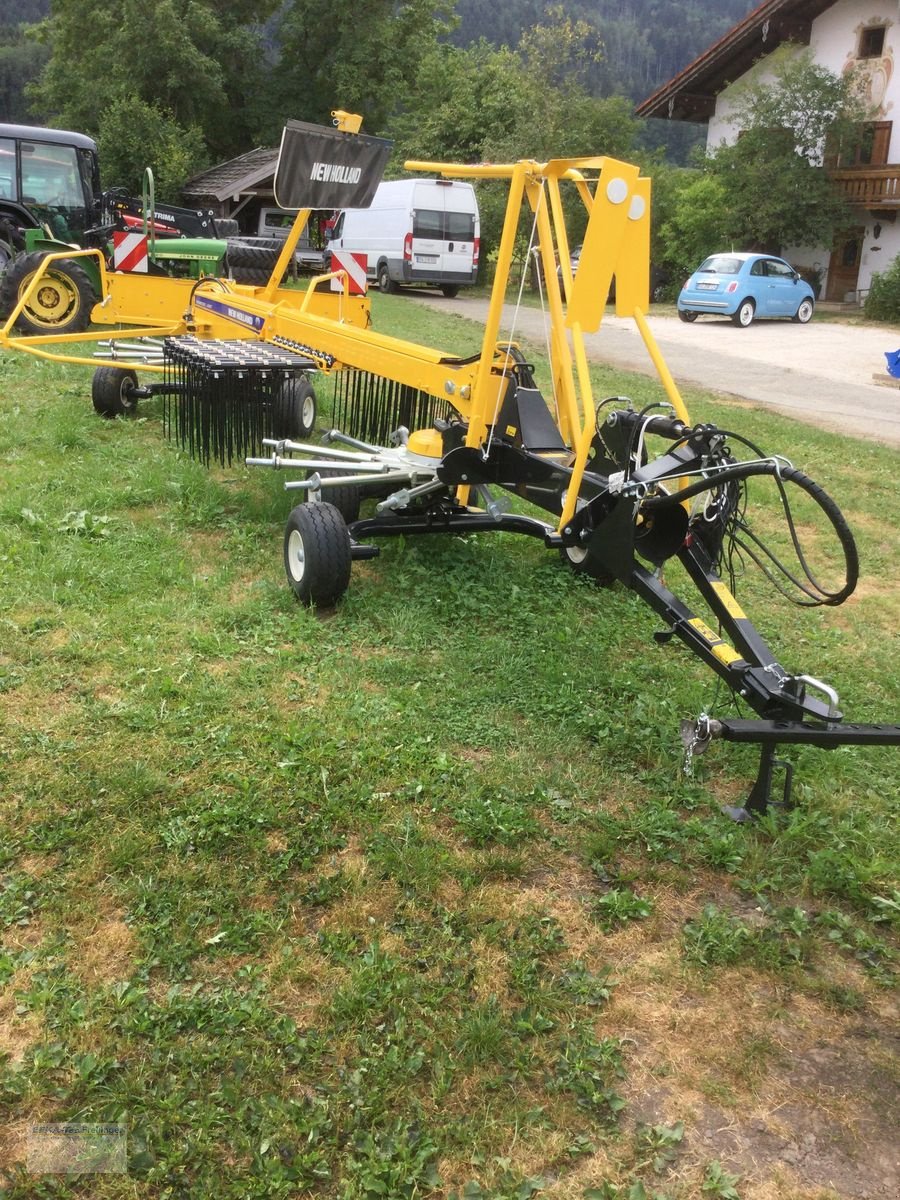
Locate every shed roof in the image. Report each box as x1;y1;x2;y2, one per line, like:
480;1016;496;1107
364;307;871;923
182;146;278;202
636;0;837;121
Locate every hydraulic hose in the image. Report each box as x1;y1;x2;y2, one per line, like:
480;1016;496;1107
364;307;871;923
640;460;859;606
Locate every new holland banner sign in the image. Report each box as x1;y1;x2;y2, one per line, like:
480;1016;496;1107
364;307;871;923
274;120;392;211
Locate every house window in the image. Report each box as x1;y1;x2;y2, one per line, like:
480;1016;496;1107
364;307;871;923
859;26;886;59
827;122;892;168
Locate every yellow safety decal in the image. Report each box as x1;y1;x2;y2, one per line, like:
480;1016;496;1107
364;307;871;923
712;642;743;666
688;617;719;644
688;618;742;666
506;425;518;437
711;581;747;621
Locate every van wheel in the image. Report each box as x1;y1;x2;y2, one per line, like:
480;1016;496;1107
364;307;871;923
441;284;459;298
377;262;396;294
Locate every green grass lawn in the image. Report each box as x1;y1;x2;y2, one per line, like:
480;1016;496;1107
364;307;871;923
0;298;897;1199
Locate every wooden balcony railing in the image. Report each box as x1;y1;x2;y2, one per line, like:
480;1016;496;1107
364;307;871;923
829;166;900;208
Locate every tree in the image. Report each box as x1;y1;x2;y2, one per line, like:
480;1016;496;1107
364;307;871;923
706;47;871;252
270;0;456;140
655;171;732;285
26;0;279;163
386;11;640;275
97;97;207;201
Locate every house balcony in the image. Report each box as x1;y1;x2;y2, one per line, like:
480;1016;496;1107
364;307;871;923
829;166;900;210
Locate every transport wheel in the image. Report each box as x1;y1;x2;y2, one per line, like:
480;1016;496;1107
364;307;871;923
441;284;460;298
214;218;240;237
0;251;94;334
377;261;396;294
313;467;361;523
559;542;614;586
274;374;317;439
731;299;755;328
677;309;697;323
793;298;814;324
91;366;139;418
283;502;352;607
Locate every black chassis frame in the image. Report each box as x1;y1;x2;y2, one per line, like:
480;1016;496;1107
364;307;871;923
340;421;900;816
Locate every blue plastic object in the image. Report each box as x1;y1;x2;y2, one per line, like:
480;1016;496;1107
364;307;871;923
885;349;900;378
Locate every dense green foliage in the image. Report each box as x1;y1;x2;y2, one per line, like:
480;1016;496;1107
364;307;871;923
1;0;754;196
864;252;900;321
452;0;757;100
704;48;870;252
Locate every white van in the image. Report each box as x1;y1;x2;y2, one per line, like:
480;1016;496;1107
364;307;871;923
327;178;480;297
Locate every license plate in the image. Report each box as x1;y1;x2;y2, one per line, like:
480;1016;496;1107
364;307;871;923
416;254;438;264
697;282;717;290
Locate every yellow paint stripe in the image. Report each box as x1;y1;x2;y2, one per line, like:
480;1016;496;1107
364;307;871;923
711;581;747;621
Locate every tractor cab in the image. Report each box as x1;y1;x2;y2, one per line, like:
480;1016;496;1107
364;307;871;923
0;123;101;259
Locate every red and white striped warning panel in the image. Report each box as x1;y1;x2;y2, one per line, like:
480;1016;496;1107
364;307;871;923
112;231;149;273
329;250;367;295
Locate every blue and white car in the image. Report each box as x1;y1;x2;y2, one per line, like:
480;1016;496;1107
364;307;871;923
678;252;815;327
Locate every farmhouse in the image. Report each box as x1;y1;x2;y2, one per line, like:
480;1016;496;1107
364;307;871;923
637;0;899;302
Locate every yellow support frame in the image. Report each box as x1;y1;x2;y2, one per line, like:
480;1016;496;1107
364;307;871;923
0;122;690;540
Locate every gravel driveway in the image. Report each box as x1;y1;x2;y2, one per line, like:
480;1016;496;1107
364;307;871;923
413;295;900;449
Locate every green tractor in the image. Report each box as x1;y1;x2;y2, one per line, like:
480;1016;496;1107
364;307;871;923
0;122;254;336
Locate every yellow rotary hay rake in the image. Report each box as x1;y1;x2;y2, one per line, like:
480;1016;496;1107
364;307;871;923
2;112;897;817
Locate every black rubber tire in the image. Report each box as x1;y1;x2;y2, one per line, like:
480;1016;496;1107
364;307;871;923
792;297;815;324
731;299;755;328
559;542;614;586
377;261;396;294
441;284;460;298
677;309;698;323
283;502;352;607
214;218;240;238
0;217;24;275
314;468;361;523
226;242;280;270
273;374;317;439
92;366;139;418
0;251;94;334
230;266;270;286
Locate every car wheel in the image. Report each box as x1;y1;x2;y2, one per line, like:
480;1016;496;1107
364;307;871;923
677;309;698;323
793;297;814;324
731;299;755;328
377;262;396;294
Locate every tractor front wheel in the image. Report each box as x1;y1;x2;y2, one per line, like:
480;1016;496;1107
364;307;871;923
283;502;352;607
0;251;94;335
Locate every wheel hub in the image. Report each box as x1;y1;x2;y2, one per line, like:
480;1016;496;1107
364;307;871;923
287;529;306;581
25;277;75;323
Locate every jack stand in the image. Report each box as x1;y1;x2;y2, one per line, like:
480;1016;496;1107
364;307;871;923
722;743;794;823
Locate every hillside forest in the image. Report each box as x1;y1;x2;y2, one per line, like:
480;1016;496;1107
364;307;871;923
1;0;757;179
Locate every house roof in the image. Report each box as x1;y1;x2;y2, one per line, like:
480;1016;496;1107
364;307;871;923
636;0;837;121
182;146;279;202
